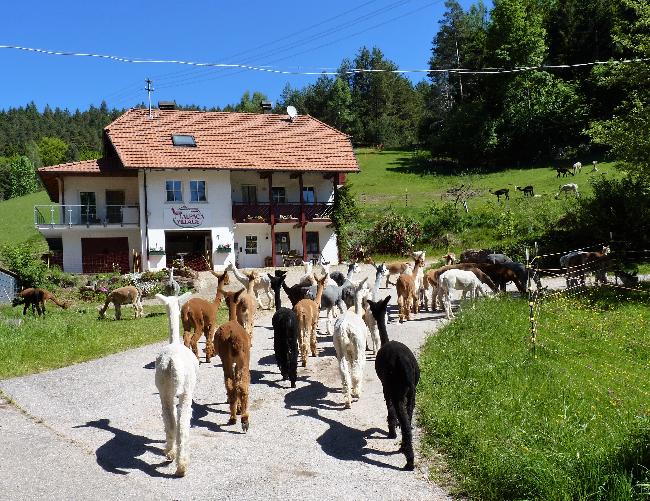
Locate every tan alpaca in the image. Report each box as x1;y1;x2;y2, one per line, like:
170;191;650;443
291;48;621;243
235;270;259;346
293;274;328;367
395;257;424;322
181;271;230;362
98;285;143;320
384;261;411;288
213;289;251;432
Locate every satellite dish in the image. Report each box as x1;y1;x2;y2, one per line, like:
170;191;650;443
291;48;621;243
286;106;298;120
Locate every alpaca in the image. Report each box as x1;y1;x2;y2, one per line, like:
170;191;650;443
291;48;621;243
443;253;456;265
227;262;274;309
425;264;498;311
319;259;339;287
363;263;389;352
384;261;411;288
555;183;580;199
268;273;299;387
293;274;328;366
395;257;425;322
515;185;534;197
333;307;370;409
368;296;420;471
296;261;317;286
154;292;198;477
233;270;258;346
181;271;230;362
556;167;575;178
329;262;360;286
213;289;252;432
165;267;181;296
489;188;510;202
561;245;610;287
438;269;491;319
12;288;69;316
572;161;582;174
98;285;143;320
281;279;311;307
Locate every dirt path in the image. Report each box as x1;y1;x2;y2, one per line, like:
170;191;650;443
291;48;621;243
0;264;451;500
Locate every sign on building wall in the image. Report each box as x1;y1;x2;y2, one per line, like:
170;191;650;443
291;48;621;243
170;206;205;228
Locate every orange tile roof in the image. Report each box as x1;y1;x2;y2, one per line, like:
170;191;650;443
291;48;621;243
106;108;359;172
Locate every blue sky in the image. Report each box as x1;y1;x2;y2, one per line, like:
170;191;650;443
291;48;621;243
1;0;479;111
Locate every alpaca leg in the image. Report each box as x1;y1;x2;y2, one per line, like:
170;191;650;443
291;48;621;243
326;309;334;335
204;324;216;363
351;350;365;399
338;356;352;408
114;303;121;320
238;371;250;432
299;326;309;367
159;392;177;461
310;322;318;357
175;393;192;476
225;375;238;425
185;329;200;360
383;388;398;439
396;398;415;470
397;296;405;323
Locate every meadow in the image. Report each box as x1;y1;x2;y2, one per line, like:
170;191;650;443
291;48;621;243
418;286;650;500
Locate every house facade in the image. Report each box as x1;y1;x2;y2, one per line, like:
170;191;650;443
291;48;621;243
36;108;359;273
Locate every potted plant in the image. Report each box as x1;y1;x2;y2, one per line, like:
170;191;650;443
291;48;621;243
216;244;232;253
148;246;165;256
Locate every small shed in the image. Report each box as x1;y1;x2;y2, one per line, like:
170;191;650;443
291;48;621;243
0;268;19;304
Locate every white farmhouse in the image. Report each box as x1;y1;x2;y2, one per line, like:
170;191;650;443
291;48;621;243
35;108;359;273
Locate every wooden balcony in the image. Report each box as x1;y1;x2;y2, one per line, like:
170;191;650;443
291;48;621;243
232;202;333;224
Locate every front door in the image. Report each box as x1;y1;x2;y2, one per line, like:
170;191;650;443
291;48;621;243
275;232;290;265
239;235;259;268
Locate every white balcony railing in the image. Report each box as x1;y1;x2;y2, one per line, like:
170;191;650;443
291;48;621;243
34;204;140;227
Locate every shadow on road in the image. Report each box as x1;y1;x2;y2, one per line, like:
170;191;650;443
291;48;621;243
74;418;174;478
284;379;341;410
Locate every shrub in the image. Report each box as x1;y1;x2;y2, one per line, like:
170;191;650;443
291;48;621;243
0;242;48;287
46;266;79;289
364;211;422;255
420;202;467;239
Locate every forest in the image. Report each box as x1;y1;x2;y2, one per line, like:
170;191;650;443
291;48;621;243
0;0;647;202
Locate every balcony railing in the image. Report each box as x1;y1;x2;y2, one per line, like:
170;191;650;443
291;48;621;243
232;202;333;223
34;204;140;227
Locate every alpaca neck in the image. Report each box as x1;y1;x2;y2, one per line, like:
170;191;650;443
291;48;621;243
227;298;238;321
346;266;355;280
229;264;249;286
273;285;282;311
376;312;389;346
166;307;181;344
372;273;383;301
314;281;326;308
411;260;422;279
246;279;256;295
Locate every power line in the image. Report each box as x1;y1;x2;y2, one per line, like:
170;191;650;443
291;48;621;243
1;44;647;77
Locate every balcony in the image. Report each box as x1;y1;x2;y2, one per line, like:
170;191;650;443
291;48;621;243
232;202;333;224
34;204;140;229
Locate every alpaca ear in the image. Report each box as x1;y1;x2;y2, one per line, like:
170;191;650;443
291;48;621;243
234;288;245;302
155;293;169;304
178;291;193;306
382;295;391;307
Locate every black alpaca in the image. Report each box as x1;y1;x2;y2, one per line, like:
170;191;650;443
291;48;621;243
368;295;420;471
268;274;299;388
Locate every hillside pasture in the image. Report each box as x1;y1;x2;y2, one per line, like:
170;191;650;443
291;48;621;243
0;190;48;249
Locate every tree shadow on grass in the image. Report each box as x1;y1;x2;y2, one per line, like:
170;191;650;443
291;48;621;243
386;155;461;177
74;418;174;478
292;408;403;471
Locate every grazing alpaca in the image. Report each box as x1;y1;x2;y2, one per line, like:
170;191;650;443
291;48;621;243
489;188;510;202
293;274;328;366
561;245;610;287
333;305;370;409
395;257;425;322
438;269;491;319
425;264;498;311
329;262;360;286
556;167;575;178
268;274;299;387
555;183;580;199
227;262;274;309
154;292;198;477
12;288;69;316
213;289;252;432
572;161;582;174
181;271;230;362
165;267;180;296
98;285;143;320
515;185;534;197
589;160;599;173
368;296;420;471
363;263;389;352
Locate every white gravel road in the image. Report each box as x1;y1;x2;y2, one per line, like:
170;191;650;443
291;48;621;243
0;264;452;501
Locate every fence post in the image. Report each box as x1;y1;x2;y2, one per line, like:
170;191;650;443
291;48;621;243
526;247;537;357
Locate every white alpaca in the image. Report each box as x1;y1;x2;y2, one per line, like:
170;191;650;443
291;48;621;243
227;262;274;309
296;261;316;286
333;310;369;408
572;161;582;175
363;263;388;353
555;183;580;199
166;267;180;296
319;259;338;287
438;269;491;319
154;292;198;477
412;251;427;311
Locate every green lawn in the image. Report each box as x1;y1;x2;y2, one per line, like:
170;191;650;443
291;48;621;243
418;287;650;500
0;190;49;249
0;302;229;379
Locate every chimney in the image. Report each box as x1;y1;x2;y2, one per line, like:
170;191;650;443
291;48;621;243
260;101;273;114
158;101;176;111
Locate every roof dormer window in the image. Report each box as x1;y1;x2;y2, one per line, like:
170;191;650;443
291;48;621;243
171;134;196;147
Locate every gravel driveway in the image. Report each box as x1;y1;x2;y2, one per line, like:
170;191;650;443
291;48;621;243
0;264;452;501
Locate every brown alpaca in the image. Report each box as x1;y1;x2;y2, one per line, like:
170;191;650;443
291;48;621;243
98;285;142;320
213;289;251;432
425;264;498;311
181;271;230;362
12;288;69;316
293;273;328;367
564;245;610;286
236;270;259;346
384;261;411;288
395;258;424;322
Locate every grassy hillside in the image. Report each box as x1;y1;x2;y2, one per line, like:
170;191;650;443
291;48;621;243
0;191;48;249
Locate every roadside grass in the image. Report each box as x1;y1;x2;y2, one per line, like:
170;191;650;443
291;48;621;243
418;286;650;500
0;303;229;380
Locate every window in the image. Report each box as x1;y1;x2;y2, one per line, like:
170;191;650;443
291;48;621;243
302;187;315;204
245;235;258;255
80;192;97;223
275;232;290;254
166;180;182;202
242;185;257;203
171;134;196;147
306;232;319;254
106;190;125;223
271;186;286;203
190;180;206;202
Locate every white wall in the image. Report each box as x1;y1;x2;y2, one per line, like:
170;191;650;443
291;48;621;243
61;228;141;273
62;176;139;220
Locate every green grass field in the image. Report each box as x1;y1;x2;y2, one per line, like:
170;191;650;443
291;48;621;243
418;287;650;500
0;191;49;249
0;302;229;379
